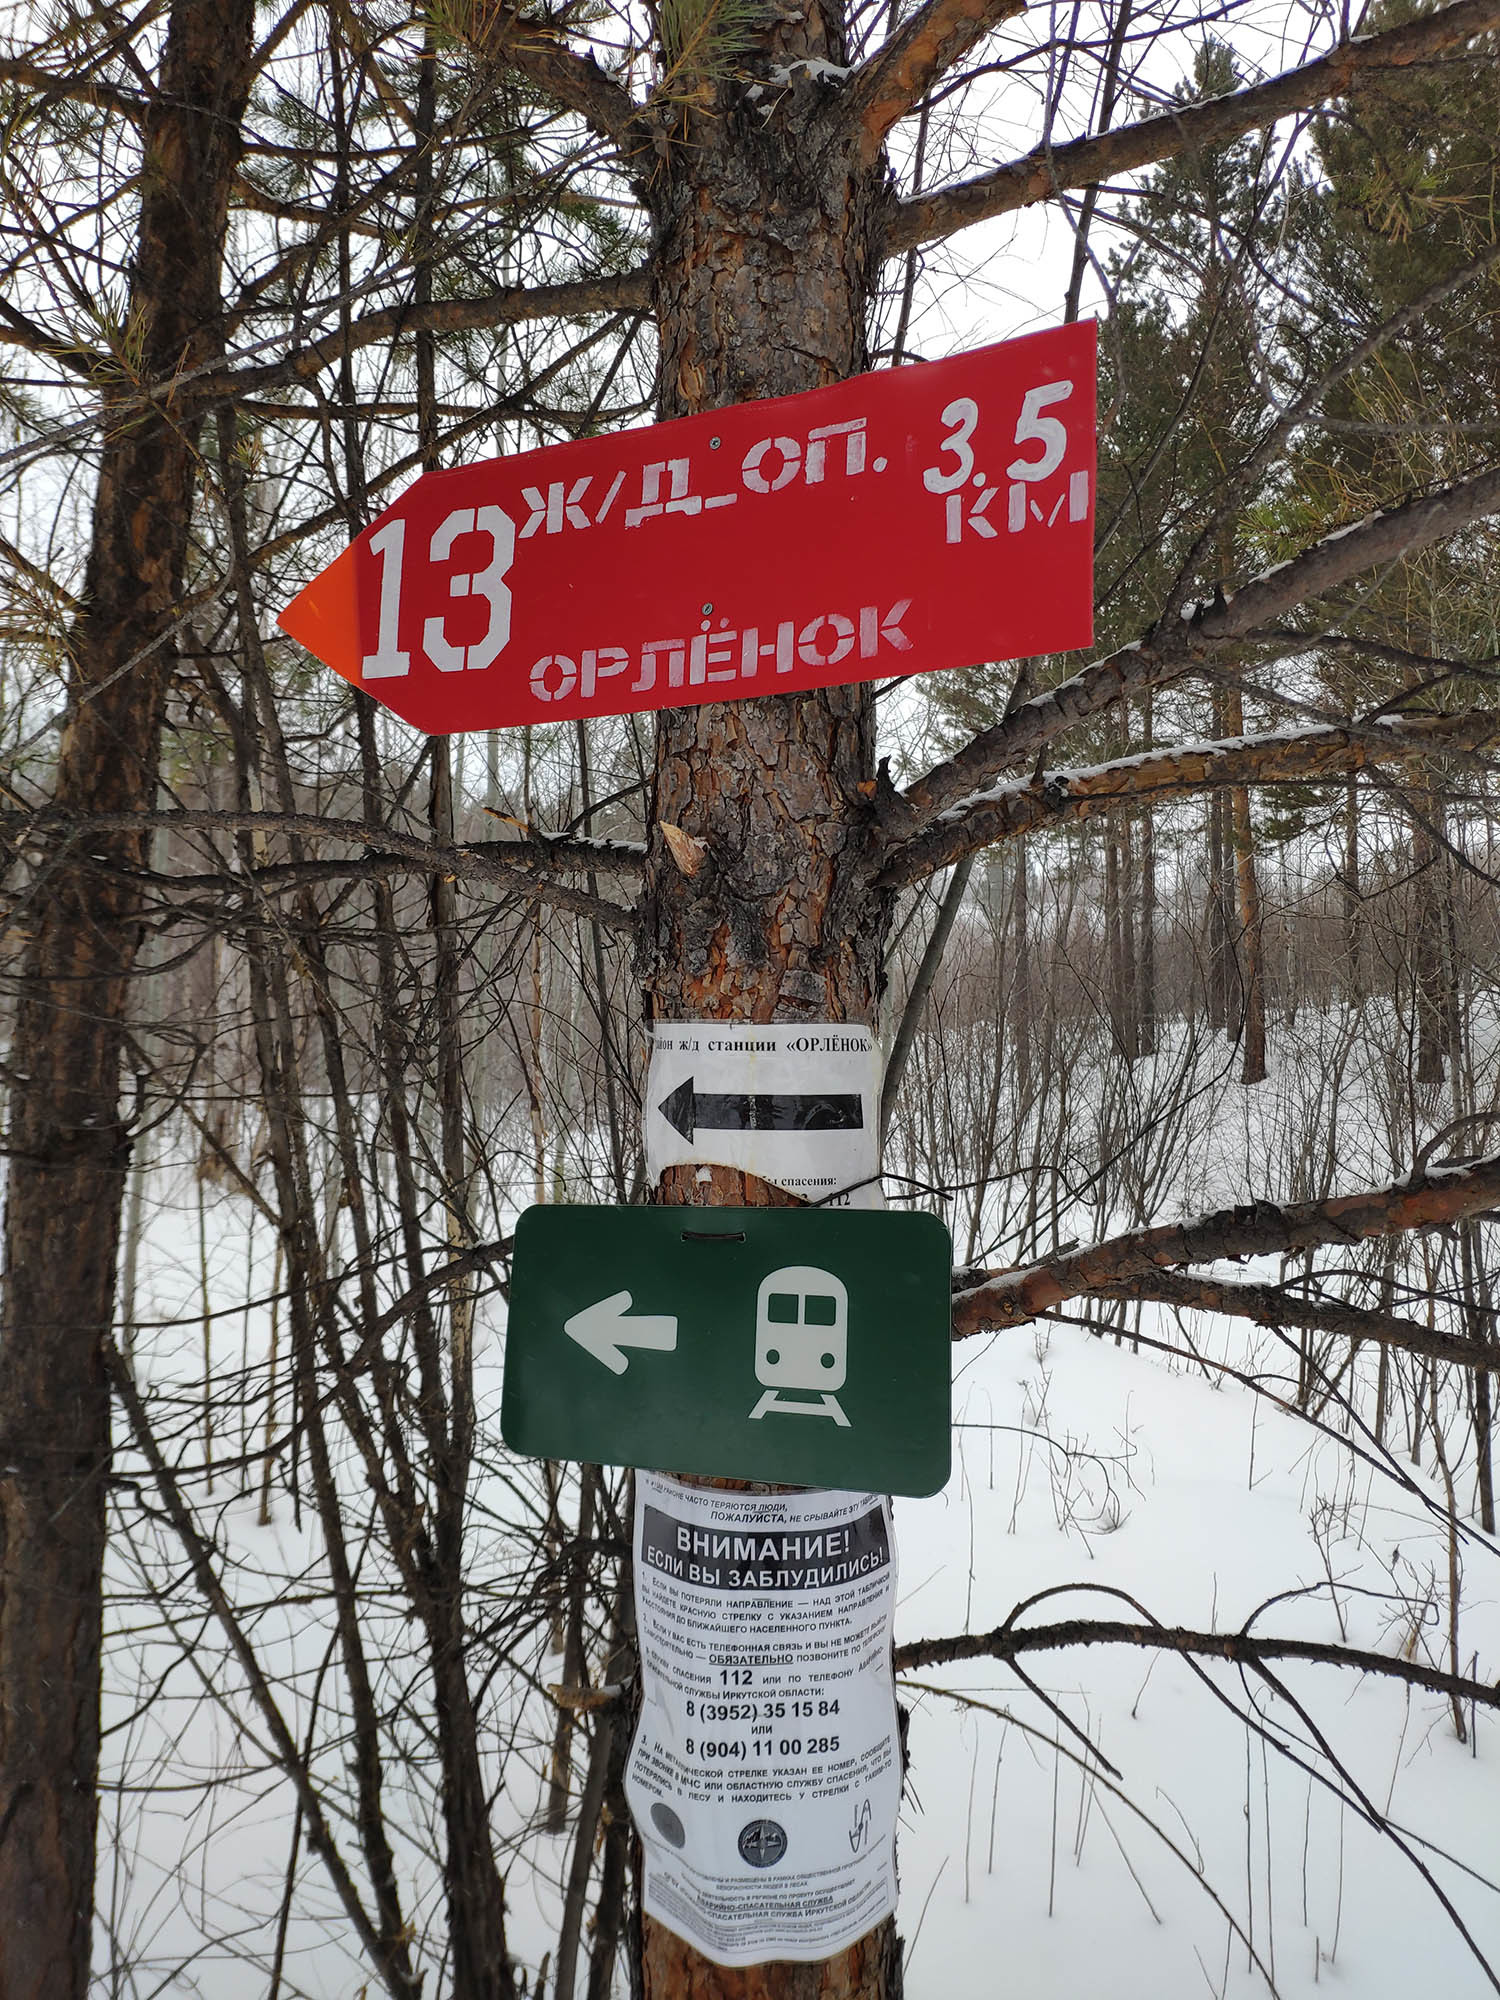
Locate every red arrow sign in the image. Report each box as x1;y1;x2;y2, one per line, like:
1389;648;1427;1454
277;323;1095;734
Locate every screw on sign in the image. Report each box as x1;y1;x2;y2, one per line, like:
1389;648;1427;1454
277;322;1095;734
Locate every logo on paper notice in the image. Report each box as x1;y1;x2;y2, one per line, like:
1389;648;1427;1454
738;1820;789;1868
645;1022;883;1208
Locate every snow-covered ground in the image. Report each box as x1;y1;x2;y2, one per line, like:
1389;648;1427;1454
898;1316;1500;1998
103;1128;1500;1996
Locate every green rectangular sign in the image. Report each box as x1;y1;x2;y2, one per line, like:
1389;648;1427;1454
501;1205;951;1496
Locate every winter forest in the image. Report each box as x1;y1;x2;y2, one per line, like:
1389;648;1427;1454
3;0;1500;1994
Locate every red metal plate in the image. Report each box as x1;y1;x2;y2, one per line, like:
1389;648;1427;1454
277;322;1095;734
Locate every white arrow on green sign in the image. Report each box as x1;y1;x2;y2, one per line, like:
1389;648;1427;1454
564;1290;678;1374
501;1205;952;1496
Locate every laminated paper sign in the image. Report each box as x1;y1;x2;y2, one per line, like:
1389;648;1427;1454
645;1022;882;1208
625;1473;902;1967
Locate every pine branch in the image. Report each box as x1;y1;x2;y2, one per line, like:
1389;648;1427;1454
0;53;145;122
453;0;646;147
952;1152;1500;1335
887;0;1500;252
841;0;1026;161
0;528;78;614
0;296;103;379
901;461;1500;828
880;713;1500;888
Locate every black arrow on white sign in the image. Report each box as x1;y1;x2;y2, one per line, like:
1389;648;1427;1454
657;1077;864;1142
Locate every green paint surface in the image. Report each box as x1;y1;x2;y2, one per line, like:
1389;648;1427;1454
501;1205;951;1496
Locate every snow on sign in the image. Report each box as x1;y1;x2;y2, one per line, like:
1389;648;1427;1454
276;323;1095;733
645;1021;882;1207
625;1474;902;1967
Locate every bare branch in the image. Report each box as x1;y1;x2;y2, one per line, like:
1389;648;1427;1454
0;271;652;424
1090;1268;1500;1375
953;1151;1500;1335
842;0;1026;161
4;806;643;871
880;712;1500;887
106;1345;403;1987
902;461;1500;826
190;269;653;403
233;172;383;236
4;809;643;928
887;0;1500;253
895;1615;1500;1710
155;856;638;931
880;853;974;1131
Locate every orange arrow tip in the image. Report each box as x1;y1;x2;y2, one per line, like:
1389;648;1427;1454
277;541;361;686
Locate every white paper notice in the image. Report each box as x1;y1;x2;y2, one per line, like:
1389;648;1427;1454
644;1021;882;1207
625;1473;901;1967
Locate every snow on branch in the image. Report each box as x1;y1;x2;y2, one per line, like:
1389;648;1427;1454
887;0;1500;253
879;712;1500;888
903;460;1500;830
952;1152;1500;1336
841;0;1026;161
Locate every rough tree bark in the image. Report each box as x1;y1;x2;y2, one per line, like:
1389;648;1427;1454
0;4;257;1993
1413;806;1451;1086
1222;682;1268;1083
1137;690;1157;1055
1206;775;1234;1034
634;5;902;1992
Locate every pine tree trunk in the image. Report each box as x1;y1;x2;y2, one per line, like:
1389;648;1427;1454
1341;773;1363;1006
0;6;256;1992
1122;821;1140;1060
1103;707;1137;1062
1137;691;1157;1056
1475;1366;1496;1536
1231;805;1267;1081
638;25;900;1996
1105;815;1129;1057
1206;785;1233;1033
1223;686;1267;1084
1008;668;1036;1104
1115;721;1140;1061
1013;840;1035;1111
1413;809;1448;1087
